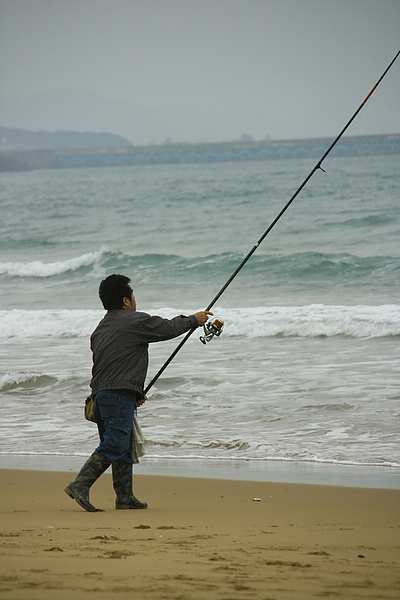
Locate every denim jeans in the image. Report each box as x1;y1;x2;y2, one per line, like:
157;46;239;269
93;390;137;464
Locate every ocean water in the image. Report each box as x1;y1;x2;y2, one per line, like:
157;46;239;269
0;154;399;485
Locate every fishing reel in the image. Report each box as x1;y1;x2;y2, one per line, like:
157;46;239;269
199;317;224;345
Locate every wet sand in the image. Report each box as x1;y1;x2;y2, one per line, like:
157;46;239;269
0;468;399;599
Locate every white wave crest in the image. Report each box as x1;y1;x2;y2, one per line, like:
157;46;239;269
0;304;399;339
0;309;104;338
218;304;400;339
0;249;106;278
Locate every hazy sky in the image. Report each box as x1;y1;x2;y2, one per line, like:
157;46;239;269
0;0;399;144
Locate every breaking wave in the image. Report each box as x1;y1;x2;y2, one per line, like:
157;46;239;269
0;249;106;278
0;248;398;285
1;304;399;339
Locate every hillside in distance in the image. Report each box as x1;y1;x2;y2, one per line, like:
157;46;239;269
0;127;133;150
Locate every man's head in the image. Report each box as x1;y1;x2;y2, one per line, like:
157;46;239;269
98;274;136;311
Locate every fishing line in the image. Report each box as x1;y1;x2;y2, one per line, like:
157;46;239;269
144;49;400;396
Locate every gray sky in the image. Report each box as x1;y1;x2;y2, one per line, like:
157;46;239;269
0;0;399;144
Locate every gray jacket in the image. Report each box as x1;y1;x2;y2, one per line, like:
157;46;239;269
90;309;198;397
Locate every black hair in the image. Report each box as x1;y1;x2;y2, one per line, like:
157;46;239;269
98;274;132;310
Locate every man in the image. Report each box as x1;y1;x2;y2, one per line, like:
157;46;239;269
65;274;212;512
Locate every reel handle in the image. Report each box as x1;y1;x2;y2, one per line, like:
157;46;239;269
199;317;224;344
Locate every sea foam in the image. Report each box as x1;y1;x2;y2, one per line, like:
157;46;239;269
1;305;399;339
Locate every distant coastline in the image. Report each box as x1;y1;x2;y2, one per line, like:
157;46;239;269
0;132;399;172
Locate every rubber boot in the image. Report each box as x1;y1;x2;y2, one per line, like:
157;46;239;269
64;451;111;512
112;460;148;509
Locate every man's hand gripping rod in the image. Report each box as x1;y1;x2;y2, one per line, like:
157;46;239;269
144;50;400;396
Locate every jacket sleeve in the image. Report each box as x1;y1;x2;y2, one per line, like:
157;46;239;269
134;312;198;343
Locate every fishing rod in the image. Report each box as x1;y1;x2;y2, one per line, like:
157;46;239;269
144;49;400;396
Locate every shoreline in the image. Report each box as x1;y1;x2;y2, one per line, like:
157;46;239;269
1;453;399;489
1;468;399;599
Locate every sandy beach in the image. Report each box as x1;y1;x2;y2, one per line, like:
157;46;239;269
0;468;399;599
